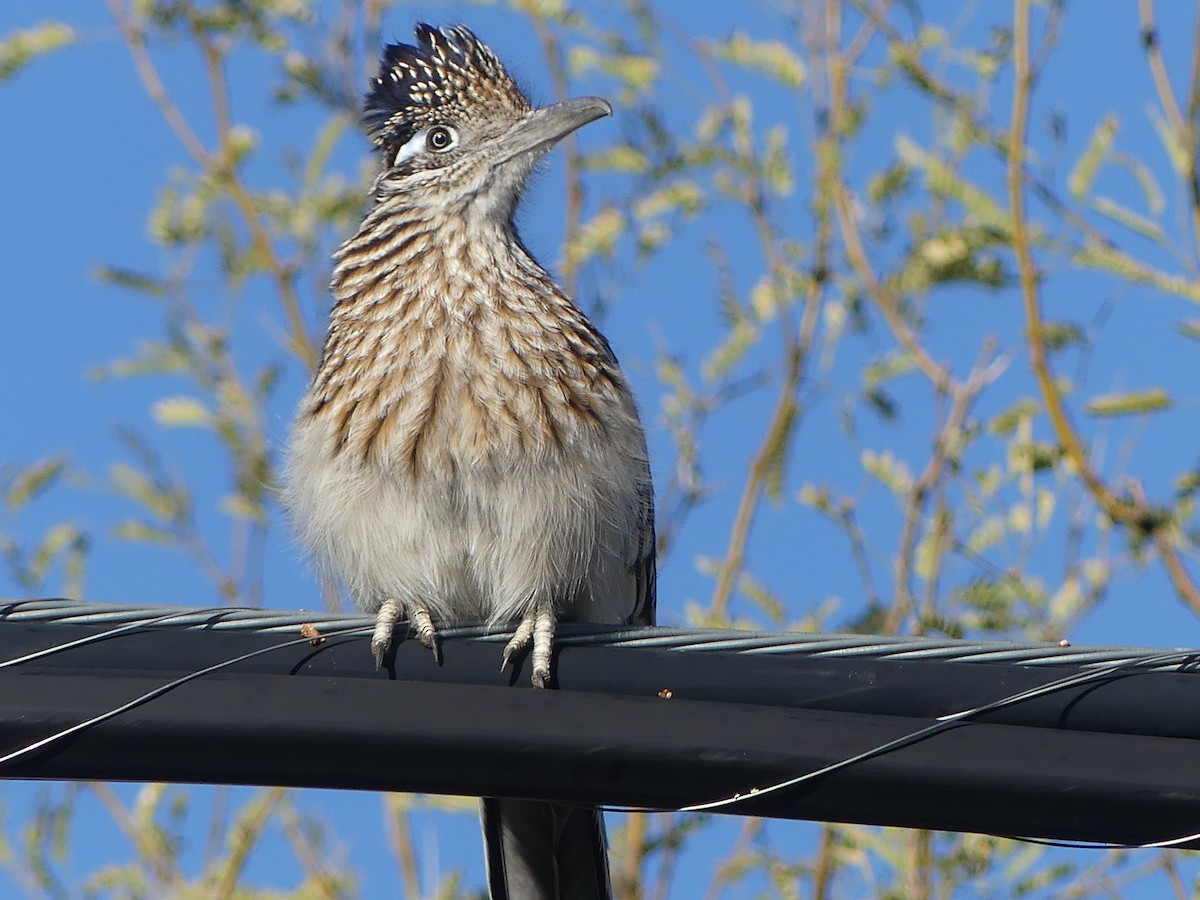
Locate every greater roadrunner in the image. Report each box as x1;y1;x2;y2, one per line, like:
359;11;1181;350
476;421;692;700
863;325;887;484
284;23;655;900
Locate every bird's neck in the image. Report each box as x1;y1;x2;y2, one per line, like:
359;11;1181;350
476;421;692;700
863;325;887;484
329;197;555;315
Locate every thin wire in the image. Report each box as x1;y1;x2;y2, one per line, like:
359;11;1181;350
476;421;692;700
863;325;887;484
935;650;1199;722
0;624;370;767
1013;831;1200;850
0;607;243;669
669;650;1198;814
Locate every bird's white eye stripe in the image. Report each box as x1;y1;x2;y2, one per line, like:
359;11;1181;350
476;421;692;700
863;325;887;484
393;131;427;166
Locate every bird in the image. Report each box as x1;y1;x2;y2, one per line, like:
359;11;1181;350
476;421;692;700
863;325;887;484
283;22;655;900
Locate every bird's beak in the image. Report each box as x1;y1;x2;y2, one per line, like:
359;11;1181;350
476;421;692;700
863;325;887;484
494;97;612;167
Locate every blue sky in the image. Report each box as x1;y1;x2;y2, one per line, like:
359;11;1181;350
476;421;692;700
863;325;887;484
3;1;1200;896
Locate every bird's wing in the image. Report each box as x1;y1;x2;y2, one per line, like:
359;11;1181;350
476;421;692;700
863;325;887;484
628;454;656;628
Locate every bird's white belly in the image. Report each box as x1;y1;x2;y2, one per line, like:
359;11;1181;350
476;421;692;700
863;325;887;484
285;411;641;626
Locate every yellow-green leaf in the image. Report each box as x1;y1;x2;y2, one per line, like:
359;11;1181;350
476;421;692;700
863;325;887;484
5;456;67;512
220;494;265;523
113;520;177;546
153;396;212;428
0;21;75;82
1085;388;1172;417
633;179;705;220
861;448;913;497
568;46;658;95
1068;114;1117;199
1073;242;1200;301
1149;108;1191;177
587;144;650;174
1178;319;1200;340
30;522;84;579
1036;487;1056;530
896;135;1009;234
1091;196;1163;240
709;31;806;87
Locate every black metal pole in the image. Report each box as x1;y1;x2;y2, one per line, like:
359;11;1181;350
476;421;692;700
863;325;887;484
0;601;1197;848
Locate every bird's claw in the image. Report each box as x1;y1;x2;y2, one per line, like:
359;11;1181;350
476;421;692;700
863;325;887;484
409;603;441;663
371;598;440;667
502;604;555;687
371;598;401;669
501;615;535;673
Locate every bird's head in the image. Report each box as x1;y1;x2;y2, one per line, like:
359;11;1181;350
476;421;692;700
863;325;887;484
364;24;611;220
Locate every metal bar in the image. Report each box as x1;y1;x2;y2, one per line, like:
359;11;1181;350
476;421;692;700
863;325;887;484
0;602;1197;848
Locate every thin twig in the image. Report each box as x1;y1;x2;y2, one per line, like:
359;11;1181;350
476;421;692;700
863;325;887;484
708;5;831;617
702;818;761;900
647;813;686;900
909;829;932;900
1139;0;1200;267
1009;0;1200;616
88;783;177;887
1160;848;1189;900
887;348;1008;634
861;0;1200;301
838;504;882;610
212;787;285;899
383;794;422;899
825;5;949;392
279;795;346;900
1139;0;1187;135
811;824;837;900
530;15;588;299
106;0;208;164
829;183;950;391
204;785;230;868
615;811;647;900
109;0;318;370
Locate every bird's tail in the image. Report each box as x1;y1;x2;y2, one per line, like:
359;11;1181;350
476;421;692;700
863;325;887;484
480;798;613;900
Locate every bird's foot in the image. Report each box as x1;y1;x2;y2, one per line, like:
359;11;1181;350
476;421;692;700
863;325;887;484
371;598;440;668
501;603;555;688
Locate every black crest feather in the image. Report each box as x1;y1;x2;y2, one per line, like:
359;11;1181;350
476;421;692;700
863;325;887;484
363;24;529;152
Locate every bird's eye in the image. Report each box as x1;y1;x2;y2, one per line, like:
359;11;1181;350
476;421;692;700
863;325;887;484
391;126;460;167
426;126;457;152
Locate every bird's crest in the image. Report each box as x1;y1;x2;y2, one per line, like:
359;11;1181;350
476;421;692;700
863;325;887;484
364;24;530;152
